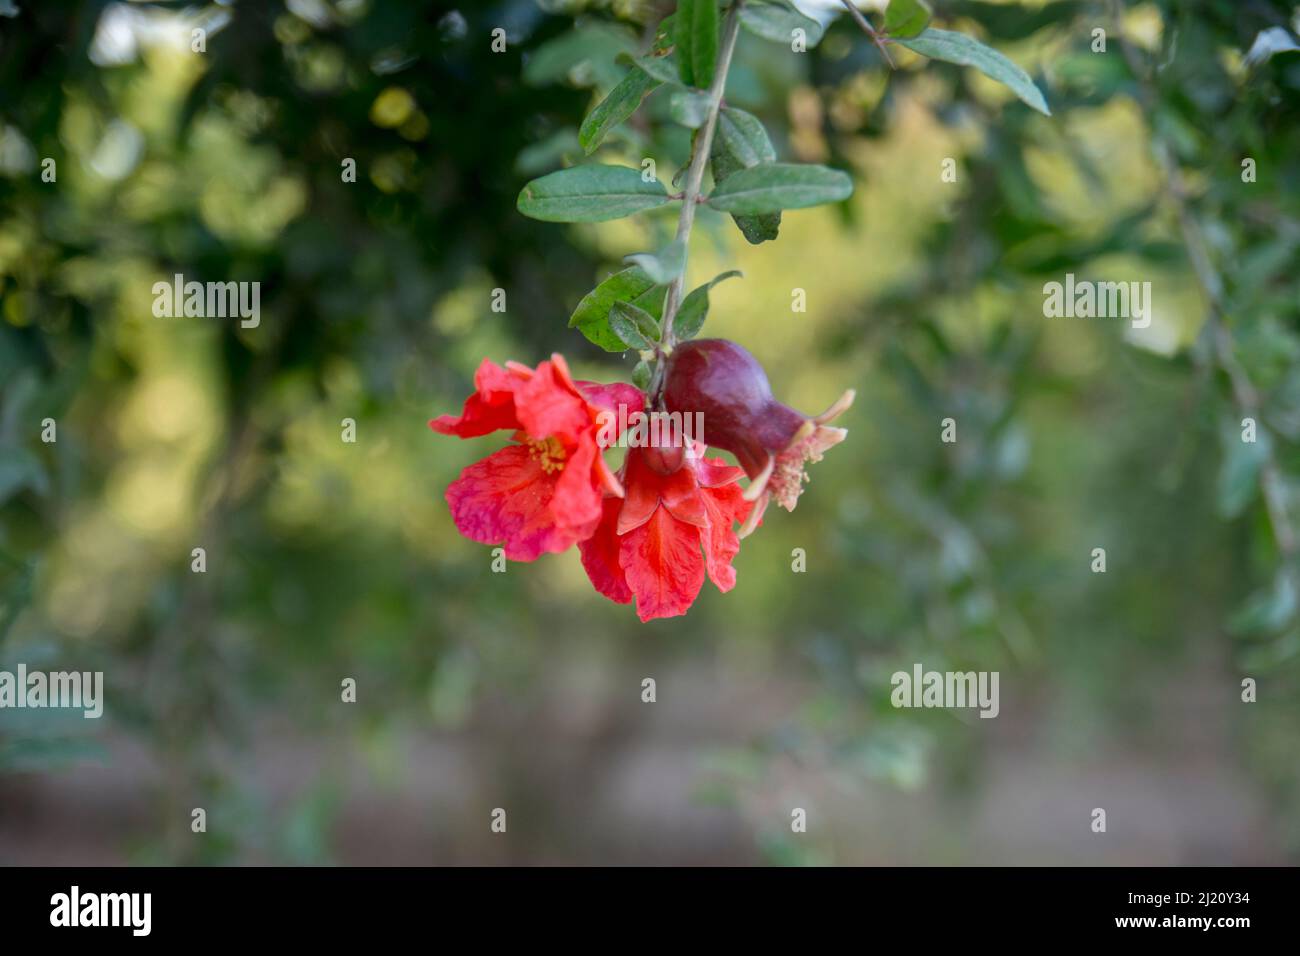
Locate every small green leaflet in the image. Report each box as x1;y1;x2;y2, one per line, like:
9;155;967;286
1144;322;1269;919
1244;26;1300;67
522;22;638;89
628;52;679;85
579;67;661;154
883;0;931;40
714;107;777;168
624;239;687;284
609;301;661;350
706;162;853;215
515;128;583;176
669;88;712;129
569;266;664;352
517;165;671;222
632;360;654;390
740;0;824;48
673;270;742;340
676;0;719;88
899;28;1051;116
1218;424;1271;519
710;107;781;243
1229;569;1296;637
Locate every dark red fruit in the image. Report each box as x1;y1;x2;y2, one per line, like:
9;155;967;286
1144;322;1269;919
661;339;804;479
661;338;854;531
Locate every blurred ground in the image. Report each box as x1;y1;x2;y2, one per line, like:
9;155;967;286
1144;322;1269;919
1;641;1283;865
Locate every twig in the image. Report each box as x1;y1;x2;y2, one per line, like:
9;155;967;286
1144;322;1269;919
658;0;747;350
839;0;895;69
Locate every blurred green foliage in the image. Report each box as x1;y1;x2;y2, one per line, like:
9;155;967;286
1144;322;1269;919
1;0;1298;863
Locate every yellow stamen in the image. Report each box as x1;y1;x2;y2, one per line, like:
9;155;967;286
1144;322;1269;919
527;436;567;474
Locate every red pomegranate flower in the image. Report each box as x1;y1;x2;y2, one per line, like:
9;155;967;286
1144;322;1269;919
579;441;753;622
430;355;642;561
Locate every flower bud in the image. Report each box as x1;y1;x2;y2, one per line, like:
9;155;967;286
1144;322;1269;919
640;421;686;476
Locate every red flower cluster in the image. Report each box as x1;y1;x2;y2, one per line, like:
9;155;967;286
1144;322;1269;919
431;345;851;621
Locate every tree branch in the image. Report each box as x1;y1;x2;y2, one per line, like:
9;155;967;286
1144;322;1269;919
839;0;895;69
658;0;747;351
1110;0;1296;557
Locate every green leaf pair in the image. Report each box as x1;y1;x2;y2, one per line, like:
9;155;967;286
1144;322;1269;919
515;158;852;226
568;264;740;353
569;267;665;352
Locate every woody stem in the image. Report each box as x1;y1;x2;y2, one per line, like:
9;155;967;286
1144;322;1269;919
839;0;895;69
658;0;746;351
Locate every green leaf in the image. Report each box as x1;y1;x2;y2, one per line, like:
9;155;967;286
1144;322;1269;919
569;267;660;352
730;211;781;244
629;282;668;321
523;23;638;90
627;53;680;85
711;107;781;243
579;68;662;154
609;301;660;350
1230;571;1297;637
676;0;719;88
1218;426;1271;518
624;239;687;284
673;270;742;340
1244;26;1300;67
883;0;931;40
669;88;712;129
514;128;583;176
899;28;1051;116
706;162;853;214
517;165;671;222
632;359;654;390
740;0;824;48
714;107;777;168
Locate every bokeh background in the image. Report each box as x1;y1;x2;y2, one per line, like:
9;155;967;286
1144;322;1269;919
1;0;1299;865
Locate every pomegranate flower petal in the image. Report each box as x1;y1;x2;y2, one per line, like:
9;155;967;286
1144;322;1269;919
619;507;707;622
445;445;597;561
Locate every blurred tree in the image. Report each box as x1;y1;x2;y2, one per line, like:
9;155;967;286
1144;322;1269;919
1;0;1297;863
